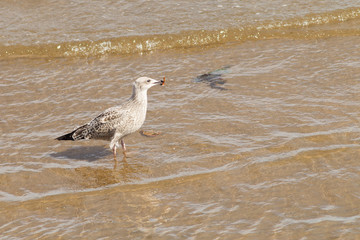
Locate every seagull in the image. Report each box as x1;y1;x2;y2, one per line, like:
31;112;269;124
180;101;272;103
56;77;164;161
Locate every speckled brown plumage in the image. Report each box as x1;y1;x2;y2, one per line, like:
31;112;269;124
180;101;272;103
57;77;163;160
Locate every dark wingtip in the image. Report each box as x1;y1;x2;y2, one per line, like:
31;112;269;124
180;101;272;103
56;131;75;141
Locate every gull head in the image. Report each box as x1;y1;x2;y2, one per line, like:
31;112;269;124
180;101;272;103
134;77;162;91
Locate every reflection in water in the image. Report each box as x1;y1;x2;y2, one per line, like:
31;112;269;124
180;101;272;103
113;155;126;170
74;157;146;188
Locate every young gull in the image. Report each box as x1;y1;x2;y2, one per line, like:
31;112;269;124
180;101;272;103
56;77;164;161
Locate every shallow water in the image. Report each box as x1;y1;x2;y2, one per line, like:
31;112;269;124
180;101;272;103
1;1;360;239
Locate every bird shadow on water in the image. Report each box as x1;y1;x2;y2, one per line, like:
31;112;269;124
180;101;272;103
51;146;147;187
50;145;111;162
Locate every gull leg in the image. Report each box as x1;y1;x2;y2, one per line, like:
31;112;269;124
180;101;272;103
113;146;117;164
112;145;117;160
112;145;118;168
121;139;127;157
110;133;122;168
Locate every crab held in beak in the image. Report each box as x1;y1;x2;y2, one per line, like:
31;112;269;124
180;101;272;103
160;77;165;86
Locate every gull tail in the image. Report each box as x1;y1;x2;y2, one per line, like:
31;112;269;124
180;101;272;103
56;130;76;141
56;124;90;141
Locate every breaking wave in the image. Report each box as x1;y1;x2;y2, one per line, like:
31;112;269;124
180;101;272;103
1;7;360;58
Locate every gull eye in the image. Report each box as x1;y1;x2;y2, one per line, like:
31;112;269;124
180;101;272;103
147;79;151;83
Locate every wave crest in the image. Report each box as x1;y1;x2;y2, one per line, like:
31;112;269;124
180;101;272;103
1;7;360;58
